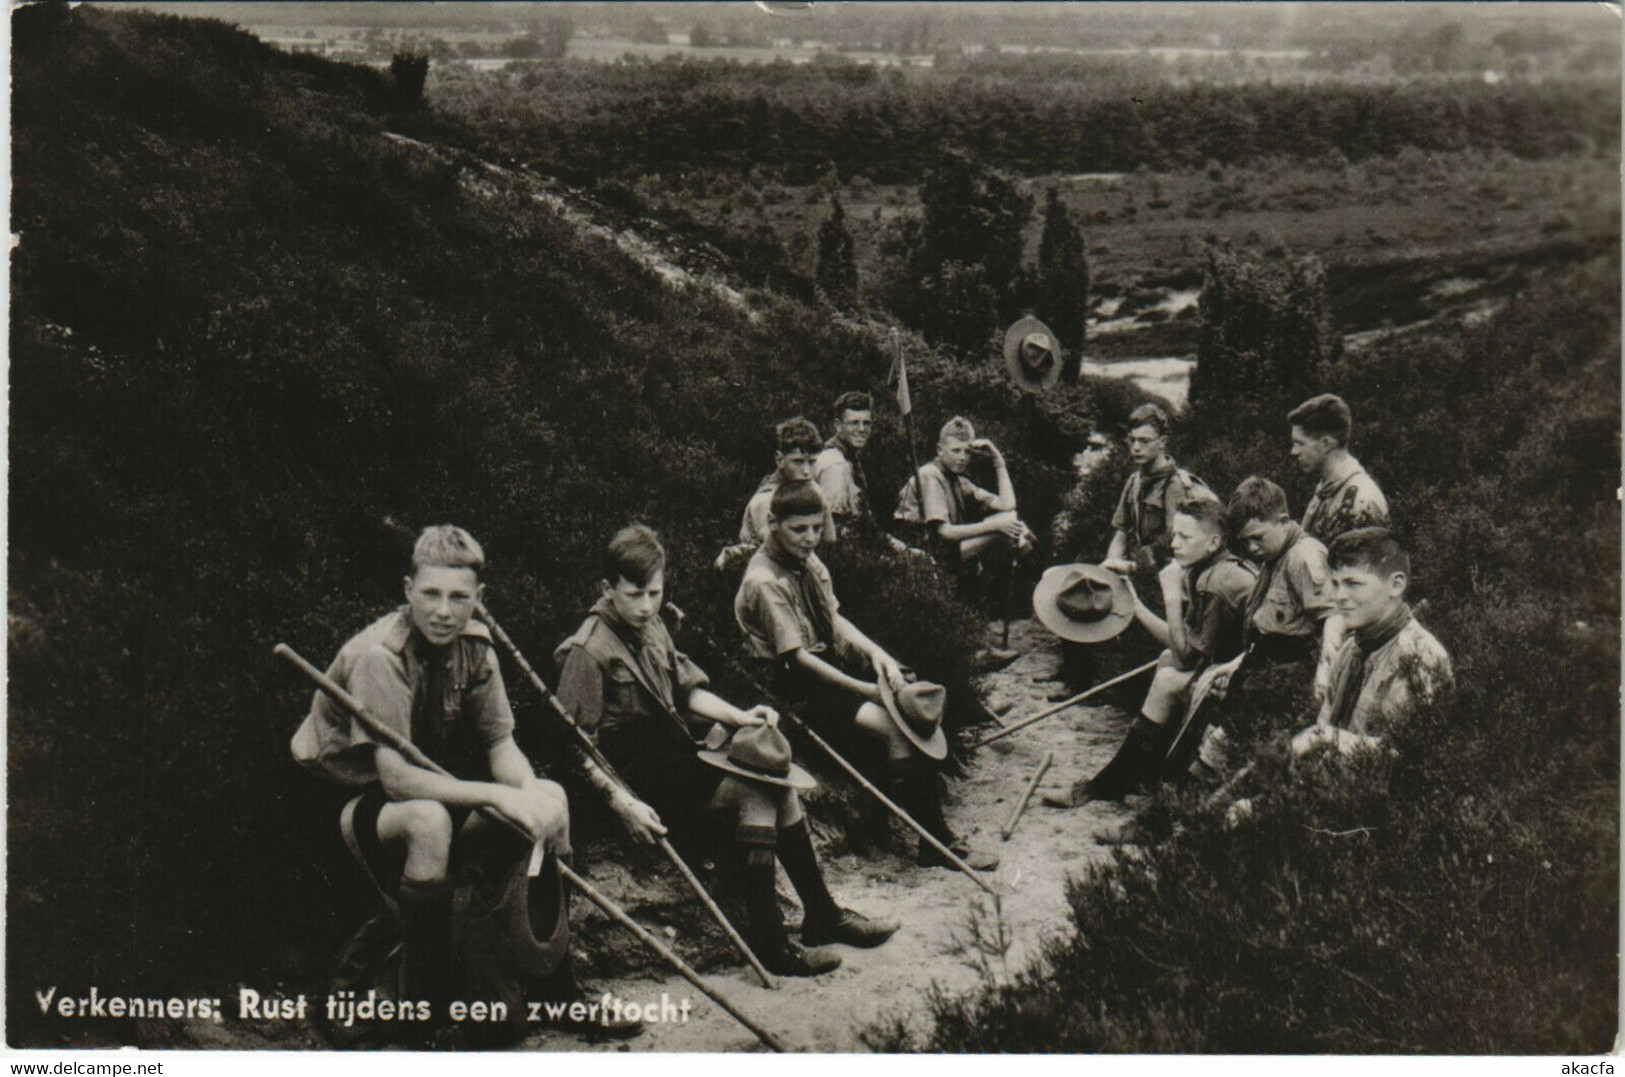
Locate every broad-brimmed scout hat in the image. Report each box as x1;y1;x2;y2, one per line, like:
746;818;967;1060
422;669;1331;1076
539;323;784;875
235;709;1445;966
1033;563;1134;643
699;723;817;791
1003;315;1063;393
877;678;949;760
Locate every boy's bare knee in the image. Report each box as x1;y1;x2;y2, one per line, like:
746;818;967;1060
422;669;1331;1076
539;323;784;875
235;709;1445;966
521;778;570;827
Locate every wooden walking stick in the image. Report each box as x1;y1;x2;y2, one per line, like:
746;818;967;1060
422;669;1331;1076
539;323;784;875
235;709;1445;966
558;865;788;1052
273;643;788;1053
667;607;999;896
969;657;1161;750
474;603;777;990
1001;751;1053;840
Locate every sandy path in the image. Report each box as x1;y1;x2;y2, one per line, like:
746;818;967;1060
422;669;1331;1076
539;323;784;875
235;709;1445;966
525;618;1144;1053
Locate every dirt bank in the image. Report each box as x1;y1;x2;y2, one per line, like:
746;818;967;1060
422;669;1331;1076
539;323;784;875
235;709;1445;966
536;617;1143;1053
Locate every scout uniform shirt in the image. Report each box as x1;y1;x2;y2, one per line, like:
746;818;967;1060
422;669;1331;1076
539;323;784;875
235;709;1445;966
1111;458;1208;572
553;597;712;746
1302;454;1390;544
1244;523;1335;649
291;607;515;785
1318;608;1452;738
813;436;870;533
734;545;853;668
1179;550;1258;670
895;459;1000;531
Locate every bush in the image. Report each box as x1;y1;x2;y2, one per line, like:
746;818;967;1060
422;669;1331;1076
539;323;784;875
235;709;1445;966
870;255;1620;1053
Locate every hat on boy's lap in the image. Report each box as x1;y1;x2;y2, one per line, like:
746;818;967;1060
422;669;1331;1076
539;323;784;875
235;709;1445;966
698;723;817;791
877;678;949;760
1033;564;1134;643
1003;315;1063;393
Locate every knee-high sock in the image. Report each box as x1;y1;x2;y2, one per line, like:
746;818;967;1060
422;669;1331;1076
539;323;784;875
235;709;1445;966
889;758;954;846
736;824;786;950
776;819;840;930
1085;715;1174;799
396;877;455;1011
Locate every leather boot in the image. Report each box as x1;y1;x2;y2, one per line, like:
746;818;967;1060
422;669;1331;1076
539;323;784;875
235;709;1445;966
737;824;840;977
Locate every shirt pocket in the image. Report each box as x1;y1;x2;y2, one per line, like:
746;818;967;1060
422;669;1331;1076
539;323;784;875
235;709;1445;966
606;663;643;716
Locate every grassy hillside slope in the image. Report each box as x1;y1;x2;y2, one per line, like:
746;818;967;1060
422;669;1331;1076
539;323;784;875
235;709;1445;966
8;5;1150;1043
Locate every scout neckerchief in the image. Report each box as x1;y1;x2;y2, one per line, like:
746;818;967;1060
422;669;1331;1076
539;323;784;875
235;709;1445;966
826;434;876;527
766;545;835;649
1323;602;1413;731
588;597;695;744
1181;546;1228;634
409;629;451;764
1129;456;1178;547
1242;523;1308;647
930;459;969;524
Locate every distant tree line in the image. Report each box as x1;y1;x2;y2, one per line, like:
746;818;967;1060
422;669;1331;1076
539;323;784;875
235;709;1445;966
439;59;1619;186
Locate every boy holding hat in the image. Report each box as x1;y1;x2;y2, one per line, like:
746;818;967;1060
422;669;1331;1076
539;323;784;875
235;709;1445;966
1046;497;1255;806
291;526;627;1037
1289;393;1390;545
557;524;896;977
716;416;834;571
739;480;1000;871
1290;527;1451;758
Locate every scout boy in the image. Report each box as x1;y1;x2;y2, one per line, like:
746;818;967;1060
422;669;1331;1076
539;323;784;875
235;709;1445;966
555;524;897;977
290;525;645;1038
1289;393;1390;544
715;416;833;571
1227;475;1345;685
813;390;876;539
1044;497;1255;807
1101;404;1210;577
1187;477;1347;777
739;480;1000;871
894;415;1036;574
1290;527;1452;758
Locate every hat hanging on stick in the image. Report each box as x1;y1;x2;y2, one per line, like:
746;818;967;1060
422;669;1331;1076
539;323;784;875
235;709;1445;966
1003;315;1063;393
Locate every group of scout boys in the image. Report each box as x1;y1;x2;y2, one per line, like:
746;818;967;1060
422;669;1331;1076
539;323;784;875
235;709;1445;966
290;379;1452;1042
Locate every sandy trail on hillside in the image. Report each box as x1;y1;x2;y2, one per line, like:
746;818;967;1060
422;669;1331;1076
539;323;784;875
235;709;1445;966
527;618;1147;1053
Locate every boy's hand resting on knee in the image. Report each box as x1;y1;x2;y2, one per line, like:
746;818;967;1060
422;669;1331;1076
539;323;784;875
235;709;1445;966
488;784;566;845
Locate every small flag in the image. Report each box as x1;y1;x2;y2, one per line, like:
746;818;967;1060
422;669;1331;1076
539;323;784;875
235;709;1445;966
891;333;912;416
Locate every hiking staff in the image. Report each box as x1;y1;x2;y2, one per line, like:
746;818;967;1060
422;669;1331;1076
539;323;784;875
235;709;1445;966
969;657;1160;750
474;602;777;991
666;605;998;896
1001;751;1052;840
1000;550;1018;649
273;643;788;1053
560;865;787;1052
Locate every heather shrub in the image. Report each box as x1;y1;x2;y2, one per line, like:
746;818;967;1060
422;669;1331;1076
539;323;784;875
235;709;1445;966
872;256;1619;1052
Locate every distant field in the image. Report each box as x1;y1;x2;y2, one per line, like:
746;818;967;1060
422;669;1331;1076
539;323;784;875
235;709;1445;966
633;148;1618;340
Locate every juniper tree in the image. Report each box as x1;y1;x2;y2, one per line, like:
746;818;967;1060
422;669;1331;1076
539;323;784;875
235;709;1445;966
1037;188;1090;381
815;197;859;309
390;52;429;110
1190;245;1339;426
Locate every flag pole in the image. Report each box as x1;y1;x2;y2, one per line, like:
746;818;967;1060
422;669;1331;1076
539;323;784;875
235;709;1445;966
893;330;926;501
